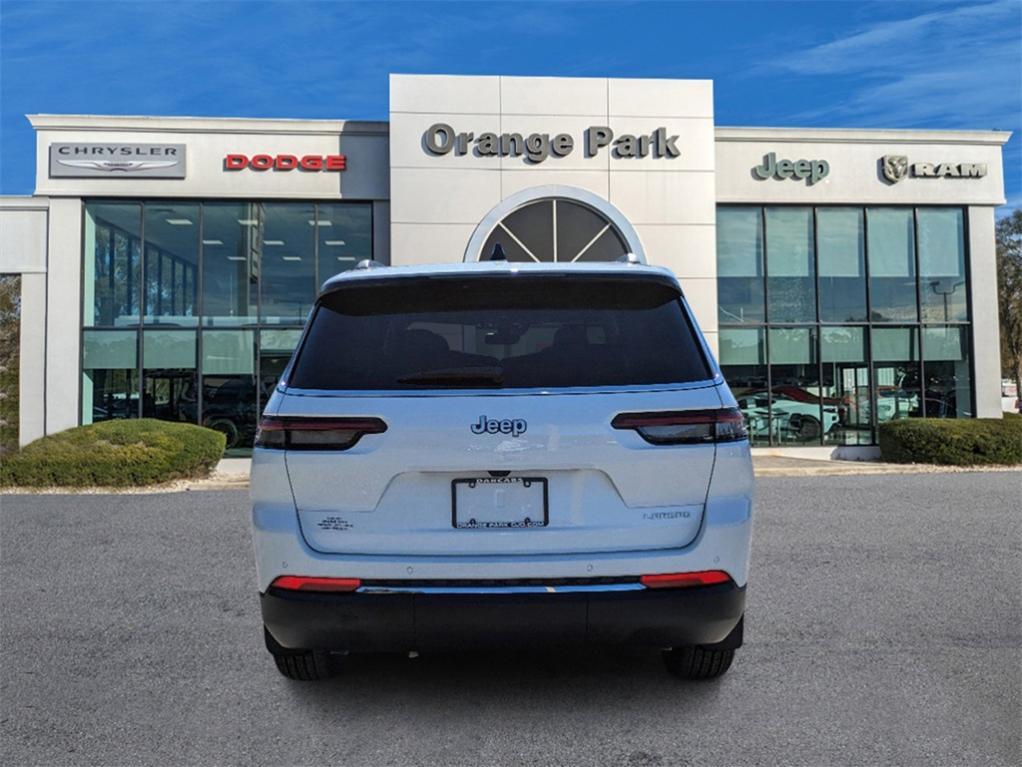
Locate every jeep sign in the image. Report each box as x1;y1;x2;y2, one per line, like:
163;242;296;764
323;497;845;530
753;153;829;185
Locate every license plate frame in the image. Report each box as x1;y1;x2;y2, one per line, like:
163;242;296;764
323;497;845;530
451;477;549;530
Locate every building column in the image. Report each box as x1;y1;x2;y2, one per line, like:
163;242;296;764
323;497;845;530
44;198;82;435
18;272;46;445
967;206;1002;418
372;201;391;265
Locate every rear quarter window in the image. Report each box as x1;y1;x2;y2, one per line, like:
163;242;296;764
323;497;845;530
288;275;711;391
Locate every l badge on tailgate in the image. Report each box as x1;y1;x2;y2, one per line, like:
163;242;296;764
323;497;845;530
470;415;527;437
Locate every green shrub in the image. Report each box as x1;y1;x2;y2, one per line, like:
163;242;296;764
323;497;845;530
878;414;1022;466
0;419;226;487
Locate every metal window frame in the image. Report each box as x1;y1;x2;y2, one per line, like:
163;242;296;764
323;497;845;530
761;206;773;445
913;207;926;418
961;209;976;417
763;205;818;446
862;209;877;441
813;206;824;443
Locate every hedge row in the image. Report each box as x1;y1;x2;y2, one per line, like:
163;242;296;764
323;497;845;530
878;413;1022;466
0;419;226;487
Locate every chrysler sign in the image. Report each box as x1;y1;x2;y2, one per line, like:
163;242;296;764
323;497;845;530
49;143;186;178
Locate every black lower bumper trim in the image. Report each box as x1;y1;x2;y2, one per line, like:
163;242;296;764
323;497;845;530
261;582;745;653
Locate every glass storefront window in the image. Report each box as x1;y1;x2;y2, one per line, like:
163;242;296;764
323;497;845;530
923;326;972;418
144;203;199;325
766;207;815;323
201;330;257;456
821;326;871;445
84;203;141;327
259;328;303;403
867;208;917;322
142;330;197;422
80;200;374;449
78;200;979;450
715;204;973;445
317;203;372;282
818;208;867;322
872;327;922;423
719;328;769;446
82;329;138;424
717;207;764;324
261;203;316;324
918;208;967;322
769;327;821;445
202;203;259;326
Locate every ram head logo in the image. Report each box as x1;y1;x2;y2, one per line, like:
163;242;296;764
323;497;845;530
881;155;909;184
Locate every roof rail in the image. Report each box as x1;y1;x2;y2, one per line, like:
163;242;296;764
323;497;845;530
617;252;643;265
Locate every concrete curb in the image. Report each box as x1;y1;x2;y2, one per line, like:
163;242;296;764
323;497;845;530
0;470;249;495
754;463;1022;477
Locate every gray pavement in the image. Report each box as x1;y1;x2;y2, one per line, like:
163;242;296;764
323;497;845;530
1;472;1020;767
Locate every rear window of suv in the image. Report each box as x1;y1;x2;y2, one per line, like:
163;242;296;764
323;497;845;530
287;275;711;390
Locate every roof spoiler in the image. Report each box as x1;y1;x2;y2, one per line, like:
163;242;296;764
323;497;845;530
355;259;386;271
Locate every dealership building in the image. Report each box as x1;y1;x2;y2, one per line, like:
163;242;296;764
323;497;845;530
0;74;1010;454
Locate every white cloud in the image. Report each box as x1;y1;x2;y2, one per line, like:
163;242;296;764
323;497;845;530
765;1;1020;129
758;1;1021;211
774;0;1018;77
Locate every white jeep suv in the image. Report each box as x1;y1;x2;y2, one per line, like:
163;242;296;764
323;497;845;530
250;259;754;680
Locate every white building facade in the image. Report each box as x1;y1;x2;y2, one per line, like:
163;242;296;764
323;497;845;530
0;74;1010;453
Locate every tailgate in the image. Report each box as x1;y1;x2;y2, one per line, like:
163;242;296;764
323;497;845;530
279;387;722;557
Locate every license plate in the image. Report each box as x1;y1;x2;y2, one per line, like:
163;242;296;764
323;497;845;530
451;477;548;529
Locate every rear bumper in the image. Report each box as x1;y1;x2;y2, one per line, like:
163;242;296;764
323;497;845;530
261;581;745;652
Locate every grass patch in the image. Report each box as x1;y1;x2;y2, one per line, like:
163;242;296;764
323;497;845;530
878;413;1022;466
0;419;226;487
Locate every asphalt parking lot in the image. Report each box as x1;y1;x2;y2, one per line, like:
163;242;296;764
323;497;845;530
1;472;1019;767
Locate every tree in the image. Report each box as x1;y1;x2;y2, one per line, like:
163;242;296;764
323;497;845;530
997;210;1022;406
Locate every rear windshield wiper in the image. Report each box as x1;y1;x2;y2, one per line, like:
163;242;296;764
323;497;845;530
397;366;505;387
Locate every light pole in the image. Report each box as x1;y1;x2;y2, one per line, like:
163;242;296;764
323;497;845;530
929;279;965;322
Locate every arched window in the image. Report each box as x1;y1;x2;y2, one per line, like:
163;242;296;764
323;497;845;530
479;198;630;263
465;187;645;263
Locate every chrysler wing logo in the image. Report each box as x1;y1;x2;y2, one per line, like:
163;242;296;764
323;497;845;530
56;159;179;172
881;155;909;184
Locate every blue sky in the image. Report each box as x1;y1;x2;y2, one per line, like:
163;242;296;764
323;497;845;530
2;0;1019;212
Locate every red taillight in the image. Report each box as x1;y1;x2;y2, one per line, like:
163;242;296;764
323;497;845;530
640;571;732;589
611;408;748;445
270;576;362;593
255;416;387;450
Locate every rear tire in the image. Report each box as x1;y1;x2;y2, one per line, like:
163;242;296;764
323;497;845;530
206;418;240;450
662;645;735;680
790;413;821;441
272;650;335;681
264;628;337;681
